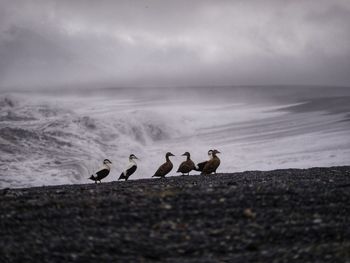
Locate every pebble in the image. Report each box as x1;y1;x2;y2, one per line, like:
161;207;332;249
162;203;172;210
243;208;256;219
313;218;323;224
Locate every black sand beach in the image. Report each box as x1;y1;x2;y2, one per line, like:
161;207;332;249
1;166;350;262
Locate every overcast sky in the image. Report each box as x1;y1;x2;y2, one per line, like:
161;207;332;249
1;0;350;89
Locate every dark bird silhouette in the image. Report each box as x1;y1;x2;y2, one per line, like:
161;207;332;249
195;150;213;172
118;154;138;181
201;149;221;175
89;159;112;183
177;152;195;175
152;152;175;178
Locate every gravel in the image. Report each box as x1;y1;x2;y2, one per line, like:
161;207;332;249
1;166;350;262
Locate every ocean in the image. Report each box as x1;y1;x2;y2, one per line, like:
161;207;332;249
1;86;349;188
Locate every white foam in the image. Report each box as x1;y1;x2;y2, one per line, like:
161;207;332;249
0;89;349;188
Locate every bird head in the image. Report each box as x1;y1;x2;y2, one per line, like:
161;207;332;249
166;152;175;158
103;159;112;164
129;154;138;160
213;149;221;155
181;152;190;157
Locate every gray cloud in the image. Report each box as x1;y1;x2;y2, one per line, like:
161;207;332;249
1;0;350;89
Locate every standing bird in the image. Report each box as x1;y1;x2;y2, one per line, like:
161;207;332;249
195;150;213;172
89;159;112;183
177;152;195;176
152;152;175;178
201;149;221;175
119;154;138;181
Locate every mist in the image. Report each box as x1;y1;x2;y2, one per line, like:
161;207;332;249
1;0;350;90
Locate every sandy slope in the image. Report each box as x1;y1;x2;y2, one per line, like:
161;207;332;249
1;166;350;262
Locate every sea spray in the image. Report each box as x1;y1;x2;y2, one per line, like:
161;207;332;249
1;87;349;188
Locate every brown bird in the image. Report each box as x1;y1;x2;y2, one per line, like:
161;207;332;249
194;149;213;172
201;149;221;175
177;152;195;176
152;152;175;178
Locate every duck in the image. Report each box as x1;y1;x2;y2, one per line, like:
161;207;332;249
118;154;138;181
152;152;175;178
195;150;213;172
177;152;195;175
89;159;112;183
201;149;221;175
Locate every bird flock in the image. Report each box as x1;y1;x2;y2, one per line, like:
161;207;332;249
89;149;221;183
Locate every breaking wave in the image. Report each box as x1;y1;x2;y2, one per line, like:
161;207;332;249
1;87;350;188
0;94;186;188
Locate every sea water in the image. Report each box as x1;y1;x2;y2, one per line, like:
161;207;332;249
1;86;349;188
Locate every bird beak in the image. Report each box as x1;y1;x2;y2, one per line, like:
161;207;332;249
216;151;221;154
181;153;186;156
134;156;139;160
171;153;175;156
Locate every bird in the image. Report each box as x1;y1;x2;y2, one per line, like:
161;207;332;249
118;154;138;181
194;150;213;172
89;159;112;183
201;149;221;175
152;152;175;178
177;152;195;175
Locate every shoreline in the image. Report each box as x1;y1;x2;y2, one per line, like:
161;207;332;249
1;166;350;262
3;165;350;191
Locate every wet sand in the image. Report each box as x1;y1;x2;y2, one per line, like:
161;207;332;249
1;166;350;262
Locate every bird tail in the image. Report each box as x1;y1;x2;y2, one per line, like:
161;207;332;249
89;175;95;180
118;173;126;180
195;162;207;172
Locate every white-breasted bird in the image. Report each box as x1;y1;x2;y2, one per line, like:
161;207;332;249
89;159;112;183
118;154;138;181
